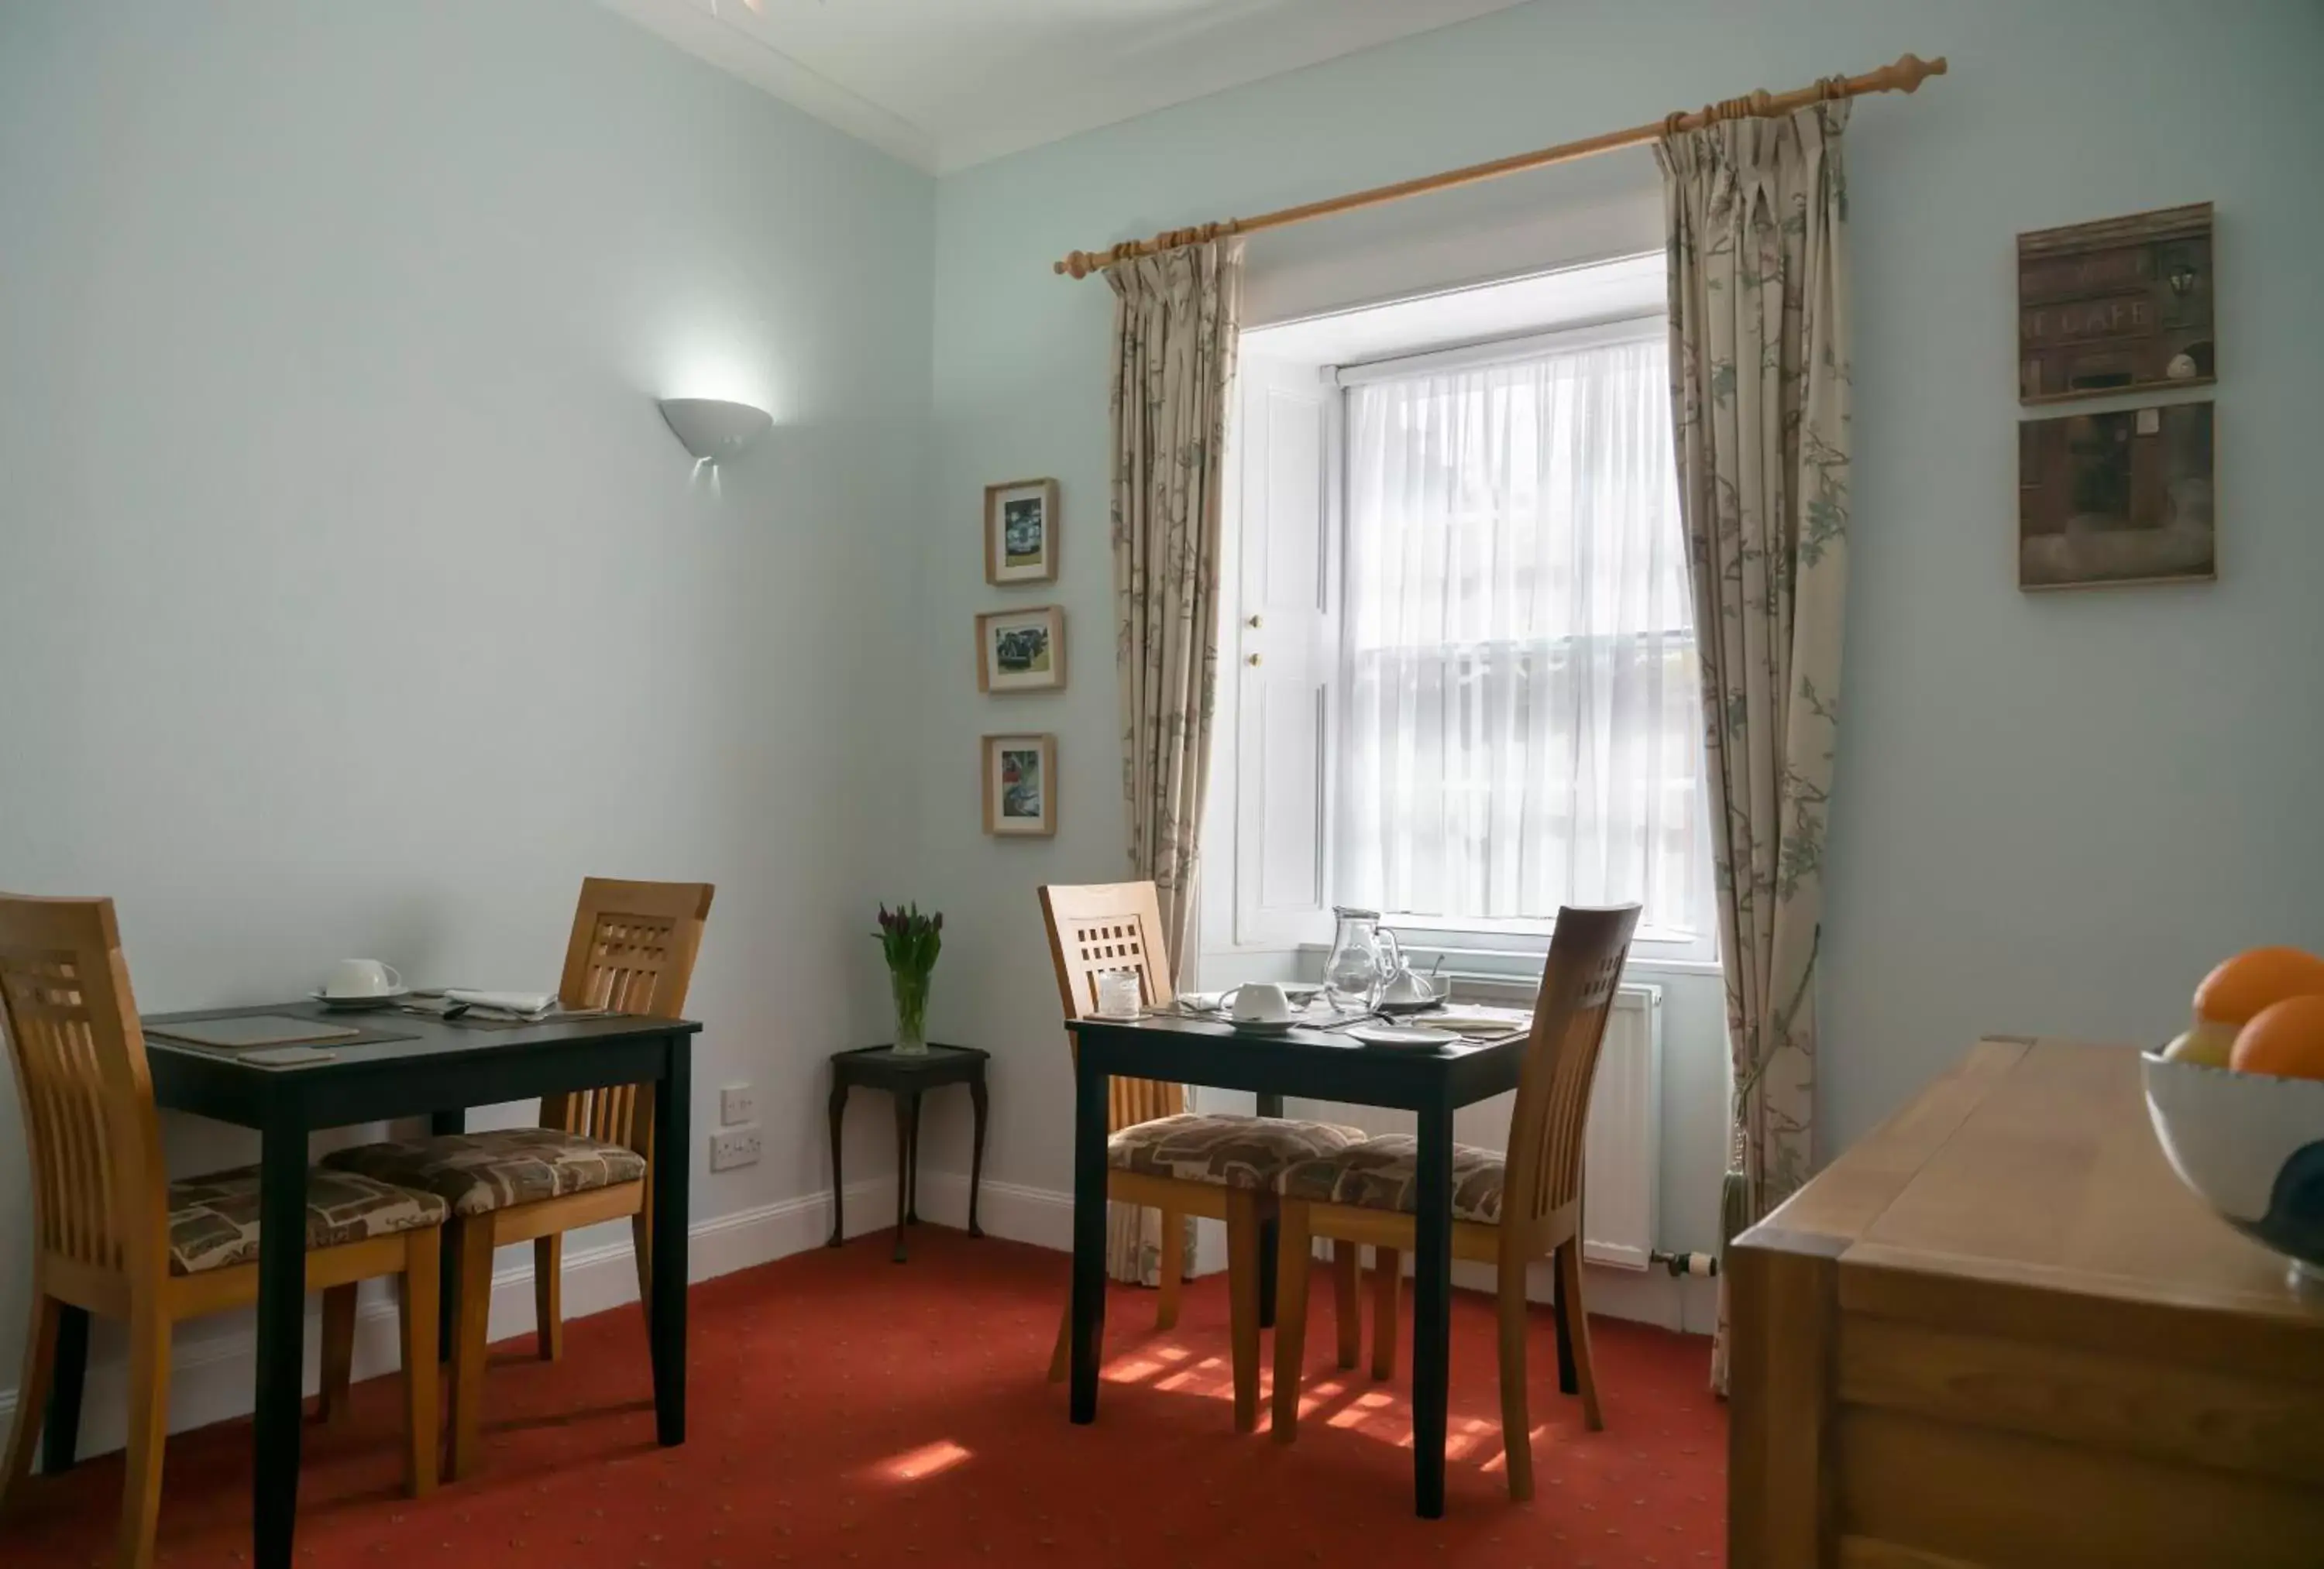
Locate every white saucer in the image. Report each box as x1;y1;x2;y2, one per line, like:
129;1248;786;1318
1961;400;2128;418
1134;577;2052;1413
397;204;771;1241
1229;1017;1298;1035
310;987;411;1011
1347;1024;1458;1052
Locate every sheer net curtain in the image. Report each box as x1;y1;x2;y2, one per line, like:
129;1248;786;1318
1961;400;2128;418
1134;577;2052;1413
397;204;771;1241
1336;334;1708;939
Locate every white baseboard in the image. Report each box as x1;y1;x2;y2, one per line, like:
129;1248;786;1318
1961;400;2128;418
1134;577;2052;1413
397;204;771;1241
913;1168;1074;1248
2;1175;901;1466
3;1166;1710;1462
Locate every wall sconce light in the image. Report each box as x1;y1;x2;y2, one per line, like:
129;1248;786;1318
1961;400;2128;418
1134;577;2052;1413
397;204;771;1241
658;397;773;465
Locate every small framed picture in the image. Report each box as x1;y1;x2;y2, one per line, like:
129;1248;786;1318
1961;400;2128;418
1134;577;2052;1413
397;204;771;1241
982;733;1057;837
985;478;1059;585
2018;203;2214;404
976;605;1066;692
2019;400;2216;589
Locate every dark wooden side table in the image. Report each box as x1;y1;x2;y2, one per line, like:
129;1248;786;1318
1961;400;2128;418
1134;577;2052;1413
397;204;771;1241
827;1043;989;1262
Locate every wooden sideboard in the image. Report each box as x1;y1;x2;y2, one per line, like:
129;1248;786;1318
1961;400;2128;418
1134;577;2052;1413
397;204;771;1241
1728;1036;2324;1568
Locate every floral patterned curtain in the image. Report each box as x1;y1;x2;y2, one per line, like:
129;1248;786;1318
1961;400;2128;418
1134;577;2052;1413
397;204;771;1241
1654;101;1851;1394
1105;237;1243;1283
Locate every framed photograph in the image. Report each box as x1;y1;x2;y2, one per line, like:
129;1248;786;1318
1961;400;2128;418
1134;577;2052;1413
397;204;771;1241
975;605;1066;692
982;733;1057;837
2019;203;2214;404
985;478;1059;585
2019;400;2215;590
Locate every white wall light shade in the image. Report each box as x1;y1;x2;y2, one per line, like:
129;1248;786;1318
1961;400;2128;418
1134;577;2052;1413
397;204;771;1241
658;397;772;464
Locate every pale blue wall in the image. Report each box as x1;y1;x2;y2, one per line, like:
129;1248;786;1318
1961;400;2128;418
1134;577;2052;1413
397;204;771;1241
0;0;933;1442
916;0;2324;1248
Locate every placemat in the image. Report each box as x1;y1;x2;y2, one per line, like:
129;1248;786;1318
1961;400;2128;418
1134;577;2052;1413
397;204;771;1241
239;1045;342;1067
144;1016;423;1054
390;999;614;1032
145;1015;363;1050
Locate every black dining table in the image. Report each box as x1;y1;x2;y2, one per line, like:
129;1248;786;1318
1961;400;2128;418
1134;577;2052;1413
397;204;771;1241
1063;1010;1538;1518
40;1000;700;1569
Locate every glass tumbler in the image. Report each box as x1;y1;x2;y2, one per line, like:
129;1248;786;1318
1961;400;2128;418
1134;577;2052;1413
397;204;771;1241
1095;969;1143;1018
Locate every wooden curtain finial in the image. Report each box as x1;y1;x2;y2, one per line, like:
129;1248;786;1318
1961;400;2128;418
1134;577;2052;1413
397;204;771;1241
1889;51;1946;92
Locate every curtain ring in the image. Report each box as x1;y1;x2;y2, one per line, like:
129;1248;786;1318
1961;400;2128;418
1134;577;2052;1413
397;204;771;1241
1662;109;1690;137
1817;74;1847;102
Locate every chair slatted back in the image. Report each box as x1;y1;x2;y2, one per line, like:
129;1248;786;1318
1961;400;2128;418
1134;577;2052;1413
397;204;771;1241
542;878;714;1149
1038;881;1184;1131
0;895;167;1282
1498;905;1641;1240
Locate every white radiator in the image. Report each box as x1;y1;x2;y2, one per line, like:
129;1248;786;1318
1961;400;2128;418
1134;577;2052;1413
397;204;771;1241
1284;981;1662;1270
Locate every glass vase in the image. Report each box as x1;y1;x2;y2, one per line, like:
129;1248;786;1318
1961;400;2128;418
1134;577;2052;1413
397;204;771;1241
891;967;931;1056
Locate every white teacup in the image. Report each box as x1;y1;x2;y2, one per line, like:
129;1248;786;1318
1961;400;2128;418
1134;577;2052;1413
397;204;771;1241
1226;982;1293;1025
323;958;403;999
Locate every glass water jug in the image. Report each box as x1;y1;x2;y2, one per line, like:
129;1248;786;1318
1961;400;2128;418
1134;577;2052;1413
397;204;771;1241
1323;906;1404;1011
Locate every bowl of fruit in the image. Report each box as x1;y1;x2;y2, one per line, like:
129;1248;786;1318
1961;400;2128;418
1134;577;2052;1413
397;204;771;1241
2145;946;2324;1289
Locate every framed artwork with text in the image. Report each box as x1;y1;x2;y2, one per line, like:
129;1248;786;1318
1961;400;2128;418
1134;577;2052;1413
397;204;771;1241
2019;203;2214;404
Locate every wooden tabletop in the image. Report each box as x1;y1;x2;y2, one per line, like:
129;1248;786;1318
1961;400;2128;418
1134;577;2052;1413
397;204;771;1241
1731;1037;2324;1568
1752;1035;2324;1365
139;1000;700;1132
143;998;700;1071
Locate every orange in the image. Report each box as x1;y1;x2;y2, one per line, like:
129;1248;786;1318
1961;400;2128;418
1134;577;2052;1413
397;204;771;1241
2192;946;2324;1027
2229;994;2324;1081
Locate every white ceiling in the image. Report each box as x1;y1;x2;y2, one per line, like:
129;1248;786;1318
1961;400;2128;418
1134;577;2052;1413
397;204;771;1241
598;0;1532;174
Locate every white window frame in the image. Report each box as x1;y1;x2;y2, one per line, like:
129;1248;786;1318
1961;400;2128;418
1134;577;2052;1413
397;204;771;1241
1326;314;1669;389
1319;313;1717;974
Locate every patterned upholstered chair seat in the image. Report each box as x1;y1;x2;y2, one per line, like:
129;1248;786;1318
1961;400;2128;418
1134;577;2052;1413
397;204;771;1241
167;1165;448;1276
1108;1113;1367;1190
1277;1133;1507;1224
321;1128;647;1217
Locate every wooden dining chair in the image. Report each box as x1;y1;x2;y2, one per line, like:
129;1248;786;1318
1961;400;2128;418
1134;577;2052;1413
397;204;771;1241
1267;905;1639;1499
0;894;445;1569
1037;881;1366;1432
318;877;713;1479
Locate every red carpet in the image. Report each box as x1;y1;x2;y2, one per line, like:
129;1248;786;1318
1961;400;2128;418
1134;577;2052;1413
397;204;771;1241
3;1227;1724;1567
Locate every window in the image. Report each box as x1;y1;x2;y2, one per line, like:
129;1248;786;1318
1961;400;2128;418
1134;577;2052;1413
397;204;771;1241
1215;263;1715;968
1334;324;1711;956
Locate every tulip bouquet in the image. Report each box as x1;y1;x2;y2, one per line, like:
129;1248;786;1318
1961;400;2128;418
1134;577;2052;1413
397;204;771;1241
874;903;943;1055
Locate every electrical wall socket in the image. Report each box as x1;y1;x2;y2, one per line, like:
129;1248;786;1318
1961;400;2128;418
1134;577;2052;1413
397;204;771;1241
708;1124;761;1172
719;1083;756;1127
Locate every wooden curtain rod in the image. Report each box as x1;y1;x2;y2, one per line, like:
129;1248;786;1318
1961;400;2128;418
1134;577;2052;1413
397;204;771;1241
1053;51;1946;279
